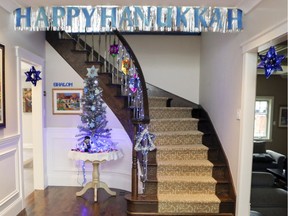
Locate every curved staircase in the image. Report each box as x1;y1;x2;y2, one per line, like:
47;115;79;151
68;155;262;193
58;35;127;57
46;30;236;215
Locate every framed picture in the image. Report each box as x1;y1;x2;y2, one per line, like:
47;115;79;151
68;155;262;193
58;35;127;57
52;88;83;115
0;44;5;128
23;88;32;113
279;106;287;127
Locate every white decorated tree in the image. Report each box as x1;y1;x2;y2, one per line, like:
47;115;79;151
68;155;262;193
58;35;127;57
76;65;116;153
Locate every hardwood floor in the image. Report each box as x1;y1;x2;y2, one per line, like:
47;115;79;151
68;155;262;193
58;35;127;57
18;186;128;216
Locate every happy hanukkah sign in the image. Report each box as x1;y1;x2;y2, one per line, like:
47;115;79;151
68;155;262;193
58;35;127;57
14;6;243;33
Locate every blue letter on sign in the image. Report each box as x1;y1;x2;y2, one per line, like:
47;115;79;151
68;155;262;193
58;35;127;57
157;7;173;28
101;7;117;28
209;8;223;29
194;7;208;28
119;7;133;27
15;7;31;28
176;7;190;28
82;7;95;28
67;7;80;26
227;9;243;30
134;7;151;27
52;7;66;27
35;7;49;28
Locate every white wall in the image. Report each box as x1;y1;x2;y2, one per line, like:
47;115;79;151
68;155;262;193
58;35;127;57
199;0;287;215
200;32;242;185
45;42;132;191
0;6;45;216
125;35;201;103
82;34;201;103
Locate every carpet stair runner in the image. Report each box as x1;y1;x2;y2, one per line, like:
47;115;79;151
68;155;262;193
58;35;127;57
148;96;220;214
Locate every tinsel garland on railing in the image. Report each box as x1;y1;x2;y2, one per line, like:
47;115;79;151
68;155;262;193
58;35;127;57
134;125;155;186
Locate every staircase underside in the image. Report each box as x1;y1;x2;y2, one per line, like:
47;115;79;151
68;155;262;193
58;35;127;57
46;31;135;141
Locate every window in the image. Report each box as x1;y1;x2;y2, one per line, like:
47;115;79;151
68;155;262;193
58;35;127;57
254;96;274;141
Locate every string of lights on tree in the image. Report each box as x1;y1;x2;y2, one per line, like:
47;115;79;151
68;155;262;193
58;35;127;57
75;65;117;153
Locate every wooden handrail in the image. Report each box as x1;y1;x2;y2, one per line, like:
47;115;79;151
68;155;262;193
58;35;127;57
112;29;150;124
112;29;150;198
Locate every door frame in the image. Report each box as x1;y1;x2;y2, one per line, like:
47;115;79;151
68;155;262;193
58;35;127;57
16;47;46;192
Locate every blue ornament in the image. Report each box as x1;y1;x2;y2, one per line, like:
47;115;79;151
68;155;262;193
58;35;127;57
129;73;139;93
257;46;285;79
89;122;95;128
25;66;42;86
91;106;96;111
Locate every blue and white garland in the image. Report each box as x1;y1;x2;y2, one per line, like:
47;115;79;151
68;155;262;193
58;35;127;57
134;127;156;152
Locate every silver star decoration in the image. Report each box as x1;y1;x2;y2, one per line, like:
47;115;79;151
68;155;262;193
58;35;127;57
134;127;156;152
86;65;99;78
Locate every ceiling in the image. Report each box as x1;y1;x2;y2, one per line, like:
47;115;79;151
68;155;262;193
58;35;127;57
1;0;261;14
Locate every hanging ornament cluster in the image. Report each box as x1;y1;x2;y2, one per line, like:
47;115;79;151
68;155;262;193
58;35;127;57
75;65;117;153
109;40;119;58
25;66;42;86
257;46;285;79
121;58;131;75
134;125;156;184
128;73;139;93
134;126;156;153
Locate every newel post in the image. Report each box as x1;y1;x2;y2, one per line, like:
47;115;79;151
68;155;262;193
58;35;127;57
131;124;139;198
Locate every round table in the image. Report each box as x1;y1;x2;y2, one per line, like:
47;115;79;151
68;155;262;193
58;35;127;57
68;150;123;202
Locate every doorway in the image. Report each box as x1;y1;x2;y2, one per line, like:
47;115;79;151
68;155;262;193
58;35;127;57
21;61;35;197
16;47;46;200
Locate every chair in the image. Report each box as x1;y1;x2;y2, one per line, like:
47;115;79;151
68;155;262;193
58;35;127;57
252;141;286;171
250;172;287;216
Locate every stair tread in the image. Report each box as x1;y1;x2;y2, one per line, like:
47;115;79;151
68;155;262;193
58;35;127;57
150;118;198;122
158;159;213;167
126;193;234;203
158;175;217;183
153;130;203;136
71;49;88;53
157;144;208;150
149;96;170;100
147;176;230;184
150;107;192;110
158;194;220;203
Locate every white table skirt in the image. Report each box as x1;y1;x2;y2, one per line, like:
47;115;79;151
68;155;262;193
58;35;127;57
68;150;123;162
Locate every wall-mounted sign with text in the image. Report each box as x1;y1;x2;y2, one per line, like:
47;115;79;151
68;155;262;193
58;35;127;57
14;6;243;33
53;82;74;87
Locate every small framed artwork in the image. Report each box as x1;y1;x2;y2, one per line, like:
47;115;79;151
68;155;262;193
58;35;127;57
0;44;5;128
52;88;83;115
23;88;32;113
279;106;287;127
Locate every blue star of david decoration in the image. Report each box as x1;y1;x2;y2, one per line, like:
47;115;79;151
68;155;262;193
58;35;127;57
25;66;42;86
257;46;285;79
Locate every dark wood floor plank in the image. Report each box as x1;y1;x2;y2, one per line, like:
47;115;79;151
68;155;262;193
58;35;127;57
18;186;128;216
